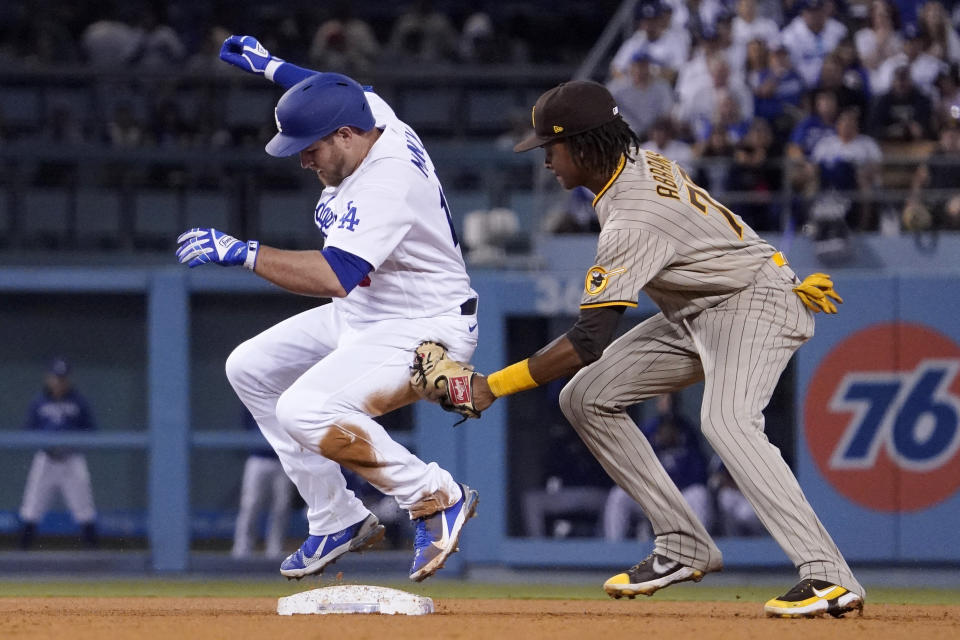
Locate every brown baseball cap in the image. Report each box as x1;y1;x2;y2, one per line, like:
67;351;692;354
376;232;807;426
513;80;621;152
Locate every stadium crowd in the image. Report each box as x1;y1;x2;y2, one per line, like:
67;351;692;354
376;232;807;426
1;0;959;241
601;0;960;235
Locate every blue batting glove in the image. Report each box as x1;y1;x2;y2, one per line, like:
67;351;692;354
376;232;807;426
176;228;260;270
219;35;283;76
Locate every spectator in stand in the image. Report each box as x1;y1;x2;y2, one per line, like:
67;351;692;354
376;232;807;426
669;0;726;36
610;1;692;84
874;22;948;97
136;5;186;70
18;358;99;550
745;32;772;81
232;409;295;559
733;0;782;50
934;63;960;127
750;40;806;136
855;0;904;90
835;35;874;97
675;19;744;119
80;7;143;67
105;102;144;148
810;106;884;229
149;97;192;149
641;116;694;172
308;1;380;76
787;88;840;160
186;26;233;75
386;0;459;65
708;456;765;537
23;17;80;67
817;51;871;122
728;116;783;230
868;63;935;141
677;57;754;141
602;394;712;543
693;115;736;194
607;51;675;139
459;12;529;65
781;0;849;87
918;0;960;63
907;115;960;230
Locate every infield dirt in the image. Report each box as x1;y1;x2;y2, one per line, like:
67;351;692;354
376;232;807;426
0;597;958;640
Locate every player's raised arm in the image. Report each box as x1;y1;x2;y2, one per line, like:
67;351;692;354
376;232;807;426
218;34;316;89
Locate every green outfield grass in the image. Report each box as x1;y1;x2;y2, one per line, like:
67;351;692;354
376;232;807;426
0;580;958;605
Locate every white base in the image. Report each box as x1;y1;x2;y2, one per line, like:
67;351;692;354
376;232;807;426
277;585;434;616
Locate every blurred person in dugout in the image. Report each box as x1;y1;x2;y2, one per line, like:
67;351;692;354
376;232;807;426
232;409;295;559
603;393;713;542
18;357;98;550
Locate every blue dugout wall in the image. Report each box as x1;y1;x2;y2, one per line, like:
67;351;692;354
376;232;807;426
1;238;959;572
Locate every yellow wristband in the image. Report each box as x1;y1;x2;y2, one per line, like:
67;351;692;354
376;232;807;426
486;359;538;397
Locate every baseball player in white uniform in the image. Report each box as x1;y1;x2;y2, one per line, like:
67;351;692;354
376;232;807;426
175;35;479;582
428;80;862;618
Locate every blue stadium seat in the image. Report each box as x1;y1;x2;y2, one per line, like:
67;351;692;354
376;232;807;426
507;190;537;233
224;87;278;129
466;89;520;133
43;86;95;125
184;191;230;231
134;190;180;244
256;191;324;249
22;187;70;243
76;188;123;246
0;87;42;133
396;88;457;133
0;188;9;242
445;190;489;217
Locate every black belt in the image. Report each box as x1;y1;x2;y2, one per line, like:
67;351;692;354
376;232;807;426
460;297;477;315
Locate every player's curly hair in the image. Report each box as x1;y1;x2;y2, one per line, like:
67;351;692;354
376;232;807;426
567;116;641;178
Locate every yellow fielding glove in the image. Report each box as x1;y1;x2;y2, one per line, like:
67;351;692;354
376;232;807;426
793;272;843;314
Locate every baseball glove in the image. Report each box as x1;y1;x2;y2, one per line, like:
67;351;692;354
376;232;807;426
793;272;843;314
410;341;481;421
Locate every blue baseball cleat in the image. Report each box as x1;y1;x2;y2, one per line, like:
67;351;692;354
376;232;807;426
280;513;385;579
409;483;479;582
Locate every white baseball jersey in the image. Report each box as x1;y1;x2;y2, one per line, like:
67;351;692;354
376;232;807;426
228;84;478;538
314;91;475;324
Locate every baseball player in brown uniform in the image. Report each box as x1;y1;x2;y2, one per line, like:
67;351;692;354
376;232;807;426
416;80;862;618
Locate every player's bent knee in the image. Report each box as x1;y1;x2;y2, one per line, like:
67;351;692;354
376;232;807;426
559;376;616;425
558;381;583;423
274;386;342;442
225;341;257;389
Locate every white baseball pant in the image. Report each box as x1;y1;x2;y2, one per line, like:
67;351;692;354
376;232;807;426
225;302;478;535
19;451;97;524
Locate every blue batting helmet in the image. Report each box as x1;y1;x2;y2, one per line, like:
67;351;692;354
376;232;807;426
265;73;376;157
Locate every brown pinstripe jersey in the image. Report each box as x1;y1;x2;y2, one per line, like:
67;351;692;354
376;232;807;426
580;150;780;322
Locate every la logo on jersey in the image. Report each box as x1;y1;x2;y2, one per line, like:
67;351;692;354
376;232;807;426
805;323;960;512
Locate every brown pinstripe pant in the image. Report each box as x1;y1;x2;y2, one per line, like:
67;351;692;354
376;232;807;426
559;265;863;595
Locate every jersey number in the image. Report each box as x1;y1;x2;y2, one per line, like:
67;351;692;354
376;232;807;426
439;186;459;246
678;168;744;239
